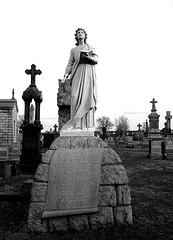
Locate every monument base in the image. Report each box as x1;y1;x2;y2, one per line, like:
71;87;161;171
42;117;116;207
28;136;133;233
60;128;95;137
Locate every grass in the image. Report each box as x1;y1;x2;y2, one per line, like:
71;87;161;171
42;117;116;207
0;145;173;239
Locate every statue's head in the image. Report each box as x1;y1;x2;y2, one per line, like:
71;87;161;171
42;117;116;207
75;28;87;46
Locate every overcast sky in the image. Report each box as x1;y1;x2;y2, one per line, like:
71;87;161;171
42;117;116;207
1;0;173;131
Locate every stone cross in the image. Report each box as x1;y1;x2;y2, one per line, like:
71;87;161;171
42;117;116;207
53;124;58;132
165;111;172;130
137;123;142;131
25;64;42;86
150;98;157;112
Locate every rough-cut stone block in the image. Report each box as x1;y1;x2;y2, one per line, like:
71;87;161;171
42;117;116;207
114;205;133;225
28;202;47;232
57;92;71;106
31;182;48;202
34;164;49;182
42;150;55;164
49;217;68;232
50;137;70;149
87;137;108;148
70;137;88;149
89;207;114;229
117;185;131;205
28;219;48;233
69;215;89;231
58;79;71;93
98;186;117;207
101;164;129;185
102;148;122;165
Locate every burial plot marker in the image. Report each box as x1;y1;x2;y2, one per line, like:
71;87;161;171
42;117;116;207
17;64;43;174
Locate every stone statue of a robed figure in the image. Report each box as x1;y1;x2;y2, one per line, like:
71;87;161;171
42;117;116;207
60;28;98;136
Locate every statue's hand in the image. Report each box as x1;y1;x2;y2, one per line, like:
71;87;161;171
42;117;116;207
62;73;69;83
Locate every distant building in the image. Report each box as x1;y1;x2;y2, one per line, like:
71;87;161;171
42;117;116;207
0;94;18;143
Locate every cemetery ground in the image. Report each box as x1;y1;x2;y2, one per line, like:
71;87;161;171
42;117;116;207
0;144;173;240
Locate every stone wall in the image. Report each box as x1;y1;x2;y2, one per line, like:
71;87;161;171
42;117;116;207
28;136;132;233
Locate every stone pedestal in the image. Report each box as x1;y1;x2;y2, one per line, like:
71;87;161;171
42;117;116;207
148;131;163;159
18;123;42;174
28;136;132;233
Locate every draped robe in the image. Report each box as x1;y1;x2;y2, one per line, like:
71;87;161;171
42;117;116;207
61;44;98;131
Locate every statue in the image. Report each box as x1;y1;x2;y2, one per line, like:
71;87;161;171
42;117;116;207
29;104;34;123
61;28;98;132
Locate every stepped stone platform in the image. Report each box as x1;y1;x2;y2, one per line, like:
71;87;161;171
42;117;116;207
28;136;132;233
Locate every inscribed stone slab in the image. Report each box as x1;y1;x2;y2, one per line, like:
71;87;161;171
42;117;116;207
42;148;103;218
165;137;173;154
151;140;162;154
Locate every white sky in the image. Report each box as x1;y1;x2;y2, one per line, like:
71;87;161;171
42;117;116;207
1;0;173;131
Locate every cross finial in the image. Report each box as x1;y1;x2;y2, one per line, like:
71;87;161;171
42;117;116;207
25;64;42;86
12;89;14;99
137;123;142;130
150;98;157;112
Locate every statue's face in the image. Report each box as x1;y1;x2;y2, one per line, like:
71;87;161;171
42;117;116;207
76;29;85;40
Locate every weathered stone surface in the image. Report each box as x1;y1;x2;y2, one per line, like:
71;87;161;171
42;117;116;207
114;205;133;225
58;108;70;131
89;207;114;229
49;217;68;232
50;137;70;149
42;150;55;164
28;202;47;232
117;185;131;205
102;148;122;165
31;182;48;202
70;137;88;149
98;186;117;206
43;148;102;218
58;79;71;93
28;135;133;233
100;164;129;185
88;137;108;148
34;164;49;182
57;92;71;106
69;215;89;231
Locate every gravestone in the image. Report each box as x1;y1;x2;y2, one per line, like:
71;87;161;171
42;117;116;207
126;136;134;148
150;140;162;158
164;136;173;160
17;64;43;174
148;98;163;159
161;111;173;158
43;147;102;218
28;136;133;233
141;137;149;152
42;125;60;149
0;144;11;177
